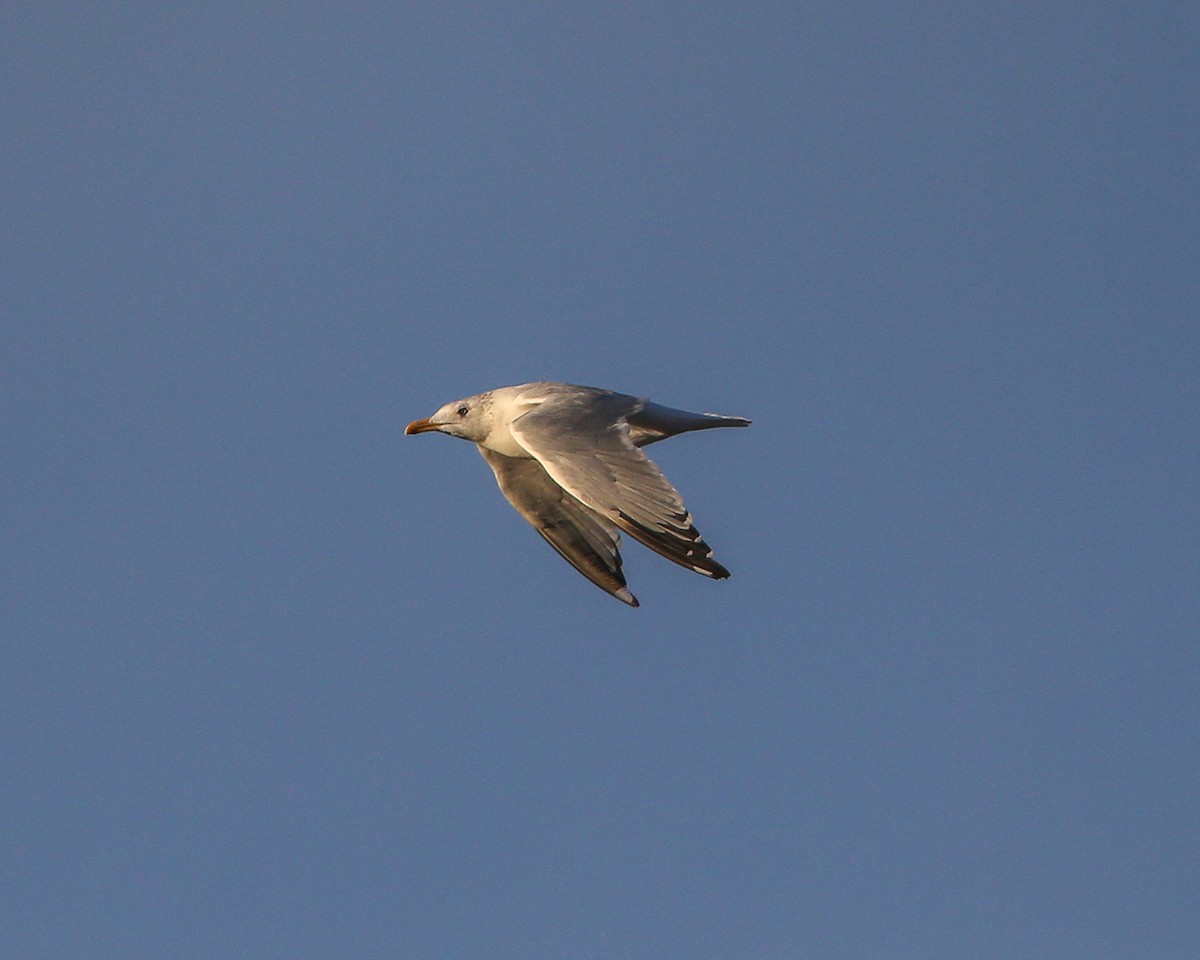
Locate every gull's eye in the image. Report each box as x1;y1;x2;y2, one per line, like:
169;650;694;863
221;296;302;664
456;405;469;417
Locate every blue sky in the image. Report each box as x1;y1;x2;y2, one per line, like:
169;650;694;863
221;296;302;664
3;4;1197;957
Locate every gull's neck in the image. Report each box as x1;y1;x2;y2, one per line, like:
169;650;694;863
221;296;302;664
476;386;538;458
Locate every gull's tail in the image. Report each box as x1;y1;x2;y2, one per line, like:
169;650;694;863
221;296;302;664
626;401;751;447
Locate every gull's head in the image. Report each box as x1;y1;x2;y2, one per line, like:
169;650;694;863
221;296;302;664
405;391;495;443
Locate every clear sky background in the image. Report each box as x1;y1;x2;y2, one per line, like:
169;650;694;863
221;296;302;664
3;4;1197;958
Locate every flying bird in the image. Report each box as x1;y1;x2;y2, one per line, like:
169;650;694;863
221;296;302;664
405;381;750;606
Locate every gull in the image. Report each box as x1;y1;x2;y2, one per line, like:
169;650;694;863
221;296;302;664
406;381;750;606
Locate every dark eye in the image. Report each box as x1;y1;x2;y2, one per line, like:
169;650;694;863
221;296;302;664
456;405;469;417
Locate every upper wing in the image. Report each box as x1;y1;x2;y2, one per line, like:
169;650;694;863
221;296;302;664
508;393;731;579
479;446;638;606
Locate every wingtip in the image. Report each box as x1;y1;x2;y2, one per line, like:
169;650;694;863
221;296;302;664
697;560;732;580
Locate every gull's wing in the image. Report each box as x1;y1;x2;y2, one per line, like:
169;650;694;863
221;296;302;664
508;391;731;579
479;447;638;606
